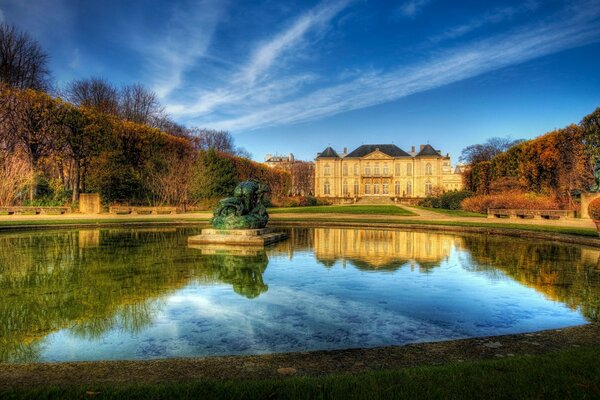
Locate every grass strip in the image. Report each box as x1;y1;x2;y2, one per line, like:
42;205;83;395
270;217;598;237
410;205;487;218
0;218;210;227
269;205;417;216
3;346;600;400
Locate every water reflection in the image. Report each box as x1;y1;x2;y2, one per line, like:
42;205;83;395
0;226;598;362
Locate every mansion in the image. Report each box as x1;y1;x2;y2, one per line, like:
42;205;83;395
315;144;463;200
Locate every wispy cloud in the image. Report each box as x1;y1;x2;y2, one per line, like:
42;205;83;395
167;0;351;115
193;3;600;131
397;0;432;19
136;0;228;99
429;1;539;43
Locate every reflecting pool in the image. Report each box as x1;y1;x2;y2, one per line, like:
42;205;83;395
0;226;599;363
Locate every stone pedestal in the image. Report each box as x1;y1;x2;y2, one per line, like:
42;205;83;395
188;228;287;246
79;193;101;214
581;192;600;219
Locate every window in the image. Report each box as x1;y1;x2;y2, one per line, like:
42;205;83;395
407;163;412;176
425;181;432;195
383;163;389;176
406;182;412;196
425;163;432;175
354;164;359;176
395;163;401;176
324;164;331;176
374;163;380;176
324;180;331;195
382;183;389;194
395;181;400;195
343;180;348;195
365;163;371;176
365;183;371;194
343;164;348;176
374;183;380;194
354;180;359;195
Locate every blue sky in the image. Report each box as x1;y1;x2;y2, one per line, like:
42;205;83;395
1;0;600;162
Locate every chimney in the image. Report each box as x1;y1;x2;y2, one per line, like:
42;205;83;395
343;147;347;155
420;144;425;151
411;146;415;153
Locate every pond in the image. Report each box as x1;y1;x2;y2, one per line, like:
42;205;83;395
0;226;599;363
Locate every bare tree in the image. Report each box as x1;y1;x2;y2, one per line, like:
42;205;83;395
460;137;523;164
0;23;50;91
189;128;249;156
290;162;314;196
65;77;119;115
119;83;164;127
0;149;34;206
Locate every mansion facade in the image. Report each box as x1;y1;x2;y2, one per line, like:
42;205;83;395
315;144;463;200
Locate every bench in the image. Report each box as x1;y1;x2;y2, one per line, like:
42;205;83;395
0;206;70;215
487;209;576;220
108;206;178;215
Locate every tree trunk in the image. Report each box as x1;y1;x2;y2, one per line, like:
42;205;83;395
72;158;80;203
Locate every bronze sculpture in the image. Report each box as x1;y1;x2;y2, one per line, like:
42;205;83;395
211;181;270;229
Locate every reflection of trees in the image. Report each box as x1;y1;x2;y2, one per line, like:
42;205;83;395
462;235;600;322
0;228;268;362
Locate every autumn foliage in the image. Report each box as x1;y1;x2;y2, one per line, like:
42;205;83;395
588;198;600;220
462;117;597;211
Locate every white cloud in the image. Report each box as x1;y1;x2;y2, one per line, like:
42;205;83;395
194;4;600;131
136;0;227;99
429;1;540;43
166;0;350;116
397;0;432;19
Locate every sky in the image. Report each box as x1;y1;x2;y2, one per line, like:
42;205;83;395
1;0;600;162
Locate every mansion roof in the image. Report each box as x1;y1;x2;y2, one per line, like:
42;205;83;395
317;143;444;159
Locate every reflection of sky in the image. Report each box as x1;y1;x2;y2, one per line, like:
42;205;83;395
40;245;586;362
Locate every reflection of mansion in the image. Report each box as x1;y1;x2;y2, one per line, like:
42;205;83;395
313;228;464;270
315;144;463;201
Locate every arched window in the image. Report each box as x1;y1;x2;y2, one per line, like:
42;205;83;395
353;180;359;195
407;163;412;176
343;180;348;195
365;163;371;176
324;164;331;176
324;180;331;195
425;163;432;175
406;182;412;196
343;164;348;176
374;183;380;194
395;181;400;195
425;181;432;195
365;183;371;194
382;183;389;194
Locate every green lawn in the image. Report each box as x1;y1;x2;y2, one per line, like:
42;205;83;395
3;346;600;399
269;205;417;216
412;205;487;218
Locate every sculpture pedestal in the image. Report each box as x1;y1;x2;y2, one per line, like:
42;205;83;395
188;228;287;246
581;193;600;219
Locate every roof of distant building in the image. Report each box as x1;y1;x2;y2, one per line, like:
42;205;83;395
345;144;411;158
416;144;442;157
316;146;340;158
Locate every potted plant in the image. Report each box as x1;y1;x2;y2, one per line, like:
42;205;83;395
589;197;600;236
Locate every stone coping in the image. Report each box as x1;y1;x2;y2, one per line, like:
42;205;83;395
0;324;598;388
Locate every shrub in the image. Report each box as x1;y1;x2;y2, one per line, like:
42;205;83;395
461;191;562;214
589;197;600;220
419;190;474;210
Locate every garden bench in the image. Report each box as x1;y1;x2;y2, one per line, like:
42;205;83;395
487;209;575;220
0;206;70;215
108;206;178;215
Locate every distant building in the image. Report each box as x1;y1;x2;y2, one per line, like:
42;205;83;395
264;153;295;169
314;144;463;201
